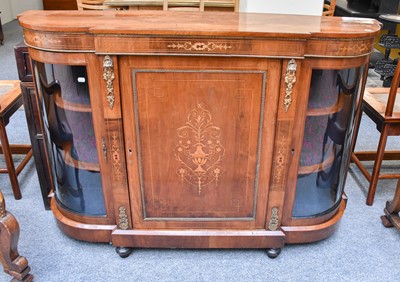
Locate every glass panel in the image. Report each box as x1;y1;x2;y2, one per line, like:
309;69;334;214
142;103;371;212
293;66;365;217
32;61;106;216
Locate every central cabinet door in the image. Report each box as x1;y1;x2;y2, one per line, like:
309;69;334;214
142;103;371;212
120;56;281;229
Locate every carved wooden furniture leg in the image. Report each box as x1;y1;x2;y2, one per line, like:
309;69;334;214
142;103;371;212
0;191;33;281
381;180;400;229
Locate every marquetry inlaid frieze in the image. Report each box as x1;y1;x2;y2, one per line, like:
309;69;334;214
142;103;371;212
23;30;94;52
174;104;225;195
94;36;306;58
306;38;374;57
167;42;232;52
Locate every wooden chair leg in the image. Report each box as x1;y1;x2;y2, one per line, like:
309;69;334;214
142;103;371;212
381;179;400;229
366;125;389;206
0;119;21;200
0;191;33;282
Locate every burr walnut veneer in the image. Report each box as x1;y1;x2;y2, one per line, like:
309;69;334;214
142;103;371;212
18;10;380;257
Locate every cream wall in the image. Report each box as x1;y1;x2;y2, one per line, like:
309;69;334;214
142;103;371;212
0;0;13;23
1;0;43;24
239;0;324;16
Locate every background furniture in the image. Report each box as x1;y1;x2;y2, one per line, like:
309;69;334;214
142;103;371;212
43;0;77;10
18;10;380;258
76;0;127;10
0;81;33;200
104;0;237;11
0;12;4;45
352;63;400;205
381;178;400;230
326;0;400;83
373;15;400;87
77;0;111;10
239;0;324;15
327;0;399;33
14;42;52;209
163;0;204;11
0;190;33;282
323;0;336;16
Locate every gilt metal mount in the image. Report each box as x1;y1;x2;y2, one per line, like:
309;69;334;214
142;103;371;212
103;55;115;109
284;59;297;112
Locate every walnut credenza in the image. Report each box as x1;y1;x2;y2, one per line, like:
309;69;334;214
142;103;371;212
18;10;380;258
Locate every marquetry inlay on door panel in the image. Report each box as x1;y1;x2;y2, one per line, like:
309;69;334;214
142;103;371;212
132;70;267;219
174;103;225;196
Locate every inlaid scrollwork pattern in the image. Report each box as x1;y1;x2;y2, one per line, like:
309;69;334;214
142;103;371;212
111;132;122;181
118;206;129;230
174;104;225;195
272;121;293;191
284;59;297;112
167;42;232;52
103;55;115;109
338;43;370;54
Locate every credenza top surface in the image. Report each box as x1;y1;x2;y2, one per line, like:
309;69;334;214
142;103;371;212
18;10;381;39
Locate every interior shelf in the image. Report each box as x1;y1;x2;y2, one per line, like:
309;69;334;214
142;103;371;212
298;145;335;175
54;92;92;112
307;93;344;116
62;142;100;172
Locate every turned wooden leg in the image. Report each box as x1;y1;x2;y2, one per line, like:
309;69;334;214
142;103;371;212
0;191;33;281
367;125;389;206
0;119;22;200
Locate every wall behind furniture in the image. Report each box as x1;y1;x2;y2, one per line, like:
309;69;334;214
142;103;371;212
0;0;13;23
0;0;43;24
239;0;324;16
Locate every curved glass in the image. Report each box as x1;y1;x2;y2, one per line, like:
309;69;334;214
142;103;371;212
32;61;106;216
293;66;365;218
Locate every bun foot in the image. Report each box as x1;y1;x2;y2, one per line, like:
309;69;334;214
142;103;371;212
115;247;132;258
266;248;281;259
